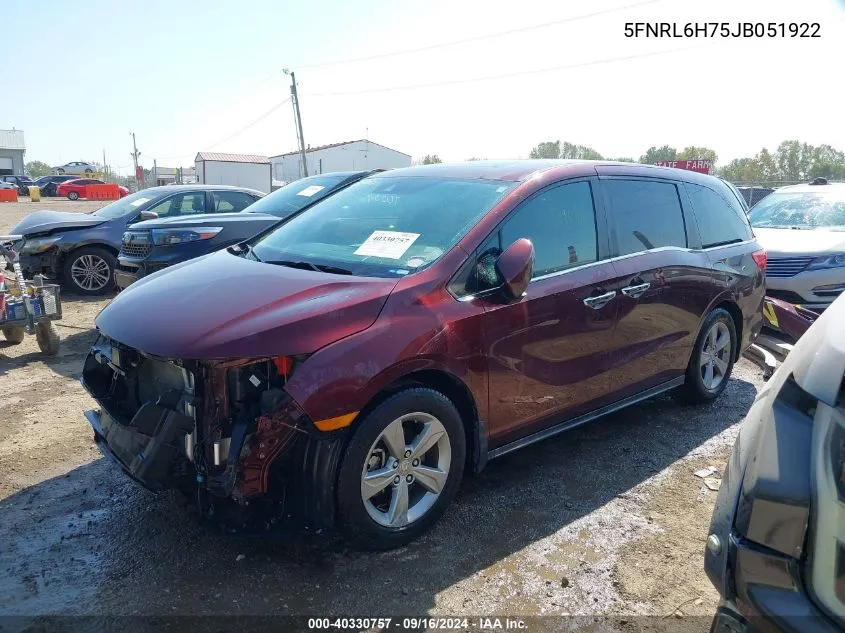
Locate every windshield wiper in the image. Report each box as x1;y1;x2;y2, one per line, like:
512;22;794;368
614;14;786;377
229;242;262;262
267;260;353;275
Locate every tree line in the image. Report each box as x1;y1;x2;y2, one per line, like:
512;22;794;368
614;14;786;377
526;139;845;183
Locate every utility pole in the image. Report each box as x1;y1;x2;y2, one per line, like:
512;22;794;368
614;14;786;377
102;148;107;178
284;69;308;178
153;159;157;187
130;132;141;190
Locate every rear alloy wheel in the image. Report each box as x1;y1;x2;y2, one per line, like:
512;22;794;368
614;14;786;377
676;308;737;404
64;247;116;295
337;388;465;550
67;191;79;200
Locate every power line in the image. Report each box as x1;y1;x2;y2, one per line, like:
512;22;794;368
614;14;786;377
295;0;662;70
203;98;291;150
306;44;701;97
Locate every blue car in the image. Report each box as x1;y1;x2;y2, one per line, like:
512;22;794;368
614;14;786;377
9;185;263;295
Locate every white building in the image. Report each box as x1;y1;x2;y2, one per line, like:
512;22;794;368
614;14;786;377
0;129;26;176
195;152;272;193
271;140;411;183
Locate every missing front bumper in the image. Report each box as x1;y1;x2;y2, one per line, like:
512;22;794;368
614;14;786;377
86;404;195;492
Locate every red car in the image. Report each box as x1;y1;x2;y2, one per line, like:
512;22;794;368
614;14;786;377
57;178;129;200
82;160;765;548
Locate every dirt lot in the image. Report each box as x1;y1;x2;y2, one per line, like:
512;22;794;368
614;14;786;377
0;199;762;631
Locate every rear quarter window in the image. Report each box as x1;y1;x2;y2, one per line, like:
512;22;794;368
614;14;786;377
603;179;687;256
686;183;754;248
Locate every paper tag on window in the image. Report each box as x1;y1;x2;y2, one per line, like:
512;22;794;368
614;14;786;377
296;185;325;197
130;197;150;207
354;231;420;259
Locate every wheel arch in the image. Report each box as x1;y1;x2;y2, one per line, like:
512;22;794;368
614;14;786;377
351;368;485;475
714;300;744;361
694;293;744;362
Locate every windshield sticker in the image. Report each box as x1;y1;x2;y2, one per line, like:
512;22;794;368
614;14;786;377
496;186;508;193
129;197;151;207
389;269;410;276
354;231;421;259
405;257;426;268
296;185;325;197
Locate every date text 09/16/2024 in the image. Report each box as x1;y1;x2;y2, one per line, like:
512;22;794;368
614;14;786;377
307;617;527;630
624;22;821;37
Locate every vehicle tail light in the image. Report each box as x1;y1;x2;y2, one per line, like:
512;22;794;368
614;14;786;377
752;249;768;271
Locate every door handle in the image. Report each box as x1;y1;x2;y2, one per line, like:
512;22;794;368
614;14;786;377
621;282;650;299
583;291;616;310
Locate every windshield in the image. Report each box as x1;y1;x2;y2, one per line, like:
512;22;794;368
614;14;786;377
249;176;516;277
243;174;350;218
748;189;845;230
91;189;157;219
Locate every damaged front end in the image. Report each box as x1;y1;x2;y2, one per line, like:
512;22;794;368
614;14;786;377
81;337;345;536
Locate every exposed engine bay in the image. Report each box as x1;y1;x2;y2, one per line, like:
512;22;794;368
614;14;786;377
81;336;342;535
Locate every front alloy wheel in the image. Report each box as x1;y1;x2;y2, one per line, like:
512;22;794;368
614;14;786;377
337;388;465;549
64;246;116;295
361;412;451;528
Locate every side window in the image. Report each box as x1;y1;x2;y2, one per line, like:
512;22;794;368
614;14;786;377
147;193;206;217
687;183;753;248
500;181;598;278
604;179;686;256
171;193;207;216
213;191;257;212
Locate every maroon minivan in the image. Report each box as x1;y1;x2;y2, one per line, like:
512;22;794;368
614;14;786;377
82;160;766;548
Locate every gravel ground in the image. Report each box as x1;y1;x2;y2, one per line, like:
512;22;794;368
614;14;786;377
0;200;765;631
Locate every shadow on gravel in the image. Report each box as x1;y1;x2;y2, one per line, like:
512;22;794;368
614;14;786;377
0;375;757;620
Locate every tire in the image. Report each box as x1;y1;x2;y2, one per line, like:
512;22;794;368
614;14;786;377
675;308;737;405
35;322;60;355
2;326;25;344
56;169;65;174
63;246;116;295
67;191;79;200
84;169;93;174
336;387;466;550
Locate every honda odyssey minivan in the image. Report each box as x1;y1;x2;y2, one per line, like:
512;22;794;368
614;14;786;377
82;160;766;548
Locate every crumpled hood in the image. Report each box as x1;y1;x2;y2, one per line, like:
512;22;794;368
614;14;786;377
128;212;277;230
96;249;399;359
754;227;845;256
10;210;107;236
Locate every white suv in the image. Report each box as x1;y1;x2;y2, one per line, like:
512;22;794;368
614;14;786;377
748;178;845;310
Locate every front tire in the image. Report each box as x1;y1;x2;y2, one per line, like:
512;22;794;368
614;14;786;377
63;246;116;295
67;191;79;200
675;308;737;405
337;388;466;550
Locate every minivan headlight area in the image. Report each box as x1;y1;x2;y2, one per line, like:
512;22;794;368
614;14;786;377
807;253;845;271
21;235;61;253
151;227;222;246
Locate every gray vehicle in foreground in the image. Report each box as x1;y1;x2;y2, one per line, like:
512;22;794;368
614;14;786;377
9;185;263;295
706;292;845;632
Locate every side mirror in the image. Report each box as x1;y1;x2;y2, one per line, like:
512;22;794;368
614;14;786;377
495;238;534;301
139;211;159;221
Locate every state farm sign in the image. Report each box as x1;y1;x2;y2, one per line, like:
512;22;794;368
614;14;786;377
655;160;711;174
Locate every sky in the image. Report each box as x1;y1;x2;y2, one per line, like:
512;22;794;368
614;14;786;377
4;0;845;175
